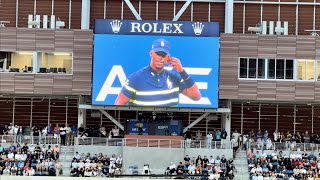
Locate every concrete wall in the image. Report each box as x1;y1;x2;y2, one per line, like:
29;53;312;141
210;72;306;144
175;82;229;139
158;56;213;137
74;145;123;157
184;148;233;160
74;145;234;174
122;147;184;174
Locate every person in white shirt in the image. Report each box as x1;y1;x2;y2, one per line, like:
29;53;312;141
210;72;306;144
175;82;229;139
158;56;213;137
293;166;300;176
14;152;21;161
77;160;85;169
84;168;91;177
188;162;196;175
112;126;120;137
206;132;213;148
169;162;176;174
266;138;273;150
256;165;262;174
250;167;257;174
300;167;307;174
288;175;295;180
257;173;264;180
7;152;14;160
84;160;91;168
21;154;27;161
251;173;258;180
271;150;278;160
74;152;81;161
209;156;215;164
261;150;267;159
71;159;78;169
273;130;279;142
29;144;35;153
232;130;241;143
91;160;97;168
290;152;296;159
116;155;123;165
256;138;264;149
13;125;19;135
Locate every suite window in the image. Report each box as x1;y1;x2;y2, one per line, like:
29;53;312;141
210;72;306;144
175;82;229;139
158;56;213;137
285;60;294;79
298;60;314;80
39;52;73;74
257;59;265;78
248;58;257;78
276;59;285;79
268;59;275;79
0;51;34;73
239;58;248;78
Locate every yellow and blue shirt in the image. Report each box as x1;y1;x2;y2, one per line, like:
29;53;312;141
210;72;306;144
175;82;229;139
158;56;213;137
121;66;186;106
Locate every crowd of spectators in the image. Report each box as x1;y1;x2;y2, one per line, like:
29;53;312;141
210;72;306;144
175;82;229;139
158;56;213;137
0;123;123;147
247;148;320;180
69;152;122;177
166;154;236;179
0;142;62;176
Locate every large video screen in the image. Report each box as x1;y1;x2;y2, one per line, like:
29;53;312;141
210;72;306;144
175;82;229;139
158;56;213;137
92;34;219;108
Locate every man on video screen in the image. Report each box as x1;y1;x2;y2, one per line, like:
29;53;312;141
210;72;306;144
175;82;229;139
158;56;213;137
115;39;201;106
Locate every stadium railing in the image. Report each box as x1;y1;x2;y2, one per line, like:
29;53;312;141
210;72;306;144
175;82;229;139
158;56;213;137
247;141;320;151
75;137;233;149
0;135;60;145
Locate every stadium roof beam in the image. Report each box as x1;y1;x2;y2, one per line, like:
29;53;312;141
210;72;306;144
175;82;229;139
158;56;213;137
183;112;210;133
124;0;142;20
100;110;124;131
172;0;193;21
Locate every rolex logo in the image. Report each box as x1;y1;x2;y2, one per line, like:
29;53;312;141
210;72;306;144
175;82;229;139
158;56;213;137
192;22;204;35
110;20;122;33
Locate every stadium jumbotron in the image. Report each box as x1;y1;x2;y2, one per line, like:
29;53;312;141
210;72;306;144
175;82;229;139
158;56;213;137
0;0;319;179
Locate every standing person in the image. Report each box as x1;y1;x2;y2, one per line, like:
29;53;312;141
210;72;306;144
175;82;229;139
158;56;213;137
71;125;77;145
221;129;228;148
59;125;66;146
66;125;72;146
184;129;192;148
115;39;201;106
206;132;213;149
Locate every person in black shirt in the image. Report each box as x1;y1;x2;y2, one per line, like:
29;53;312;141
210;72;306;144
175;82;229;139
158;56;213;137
203;156;209;165
22;143;29;154
78;124;85;136
176;162;184;175
184;129;192;148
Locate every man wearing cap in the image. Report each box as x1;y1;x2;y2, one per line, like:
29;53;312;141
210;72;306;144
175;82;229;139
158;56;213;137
115;38;201;106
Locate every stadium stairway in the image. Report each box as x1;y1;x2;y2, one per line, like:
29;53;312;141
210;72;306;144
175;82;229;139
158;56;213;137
233;150;250;180
60;146;75;176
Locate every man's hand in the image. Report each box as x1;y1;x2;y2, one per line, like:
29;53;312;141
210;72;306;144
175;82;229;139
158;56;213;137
168;57;183;72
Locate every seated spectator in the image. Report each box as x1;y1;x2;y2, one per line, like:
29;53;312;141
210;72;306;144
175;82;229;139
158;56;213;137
168;162;176;174
195;163;202;174
188;162;196;175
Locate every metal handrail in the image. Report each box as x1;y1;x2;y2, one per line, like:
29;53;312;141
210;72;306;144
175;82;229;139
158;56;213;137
247;140;320;152
0;134;60;145
75;137;233;149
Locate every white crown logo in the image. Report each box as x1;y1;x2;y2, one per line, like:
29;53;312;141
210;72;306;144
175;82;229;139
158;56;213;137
110;20;122;33
192;22;204;35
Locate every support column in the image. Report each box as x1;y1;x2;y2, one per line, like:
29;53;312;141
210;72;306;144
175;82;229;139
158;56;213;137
224;0;234;33
34;52;42;73
81;0;90;29
222;113;231;141
78;109;86;128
